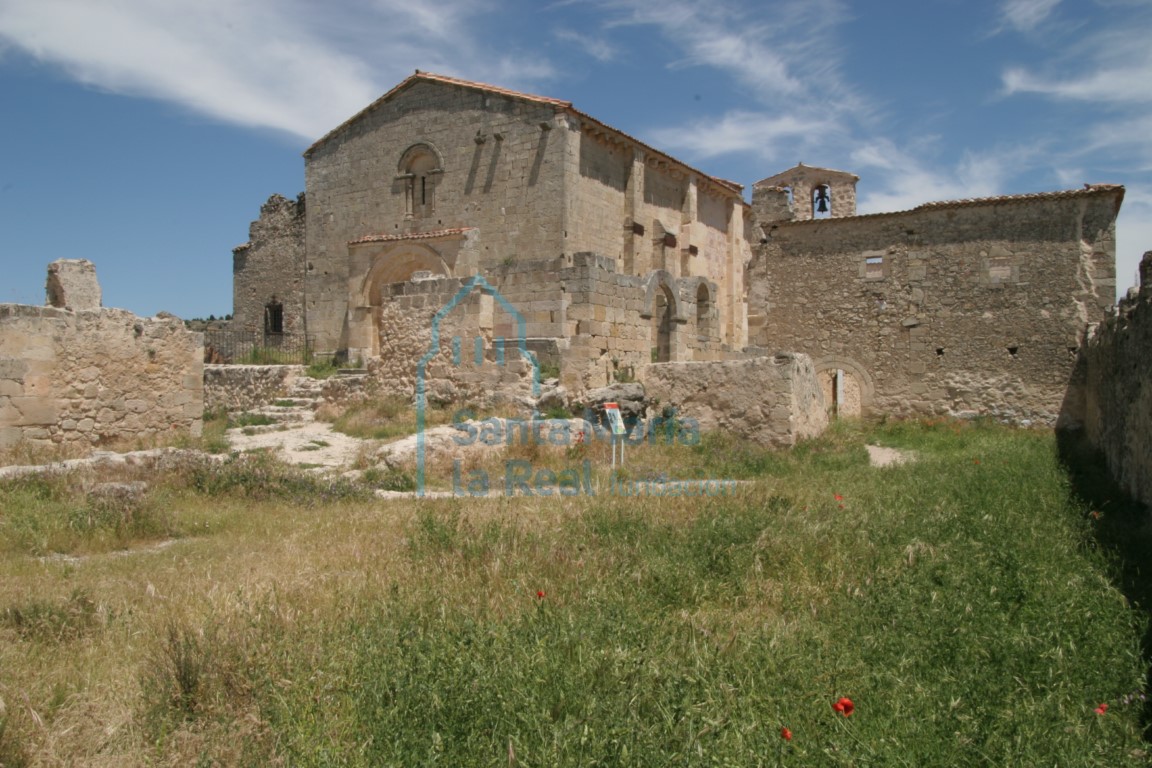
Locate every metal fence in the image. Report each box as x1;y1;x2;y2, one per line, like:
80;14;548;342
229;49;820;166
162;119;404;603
202;330;316;365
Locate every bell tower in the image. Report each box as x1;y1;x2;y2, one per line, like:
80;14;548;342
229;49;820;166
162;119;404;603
751;163;859;223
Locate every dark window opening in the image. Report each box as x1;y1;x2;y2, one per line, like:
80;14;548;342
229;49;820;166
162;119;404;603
1007;346;1019;357
265;298;284;336
936;348;945;356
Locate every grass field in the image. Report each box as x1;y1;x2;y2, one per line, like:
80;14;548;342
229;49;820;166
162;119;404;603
0;419;1148;766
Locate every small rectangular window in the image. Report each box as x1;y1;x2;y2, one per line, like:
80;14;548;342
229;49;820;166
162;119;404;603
865;256;884;279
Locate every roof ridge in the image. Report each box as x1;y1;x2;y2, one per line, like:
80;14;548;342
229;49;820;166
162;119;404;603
304;71;745;198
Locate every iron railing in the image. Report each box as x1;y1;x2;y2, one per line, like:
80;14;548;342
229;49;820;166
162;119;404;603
202;330;316;365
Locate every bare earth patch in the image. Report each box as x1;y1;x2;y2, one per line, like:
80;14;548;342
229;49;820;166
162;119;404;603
866;444;915;467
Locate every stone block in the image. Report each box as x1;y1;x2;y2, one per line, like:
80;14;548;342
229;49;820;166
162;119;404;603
46;259;102;310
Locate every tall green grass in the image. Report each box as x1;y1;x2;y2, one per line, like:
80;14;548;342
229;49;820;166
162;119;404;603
1;420;1148;765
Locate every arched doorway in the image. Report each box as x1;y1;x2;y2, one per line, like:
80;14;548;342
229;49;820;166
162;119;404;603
814;357;874;418
359;244;450;357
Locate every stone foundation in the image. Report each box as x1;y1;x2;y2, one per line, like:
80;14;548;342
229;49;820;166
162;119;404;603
638;353;828;448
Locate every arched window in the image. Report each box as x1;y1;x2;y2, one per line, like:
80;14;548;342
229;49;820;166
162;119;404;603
397;143;443;220
264;296;284;336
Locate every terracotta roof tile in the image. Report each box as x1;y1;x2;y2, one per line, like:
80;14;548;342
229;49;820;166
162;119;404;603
349;227;475;245
915;184;1124;210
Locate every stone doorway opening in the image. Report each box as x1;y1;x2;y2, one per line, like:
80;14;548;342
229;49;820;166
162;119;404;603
821;368;862;418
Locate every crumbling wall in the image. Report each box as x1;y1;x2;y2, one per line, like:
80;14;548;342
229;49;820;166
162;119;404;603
46;259;102;310
203;365;305;413
367;253;727;404
638;353;828;448
1081;251;1152;508
0;305;203;448
748;186;1122;425
232;193;306;336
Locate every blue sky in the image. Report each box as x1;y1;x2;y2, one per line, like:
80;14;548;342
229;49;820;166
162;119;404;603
1;0;1149;318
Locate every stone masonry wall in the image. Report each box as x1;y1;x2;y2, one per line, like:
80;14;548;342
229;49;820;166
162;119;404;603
638;353;828;448
0;305;203;448
748;187;1121;425
304;80;569;353
232;193;306;336
203;364;305;413
367;254;727;402
1081;251;1152;508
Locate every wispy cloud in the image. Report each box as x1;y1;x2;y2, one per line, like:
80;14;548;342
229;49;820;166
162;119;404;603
554;28;616;62
0;0;550;141
999;0;1061;32
648;110;829;164
852;139;1042;214
583;0;875;170
589;0;859;109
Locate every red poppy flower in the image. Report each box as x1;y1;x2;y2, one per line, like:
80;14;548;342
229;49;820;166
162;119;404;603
834;494;844;502
780;726;792;741
536;590;546;599
1094;703;1108;715
833;697;855;716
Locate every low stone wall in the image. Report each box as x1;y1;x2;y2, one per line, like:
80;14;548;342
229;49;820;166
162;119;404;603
203;365;305;413
638;353;828;448
0;305;203;448
1081;252;1152;508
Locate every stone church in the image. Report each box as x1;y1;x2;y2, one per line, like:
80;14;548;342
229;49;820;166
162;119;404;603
232;71;1123;426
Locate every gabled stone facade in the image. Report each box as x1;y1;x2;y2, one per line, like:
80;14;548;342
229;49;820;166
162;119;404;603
234;72;750;390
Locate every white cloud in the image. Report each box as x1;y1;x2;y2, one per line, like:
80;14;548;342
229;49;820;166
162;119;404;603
1116;187;1152;293
1000;9;1152;105
590;0;861;112
647;110;827;162
554;28;616;62
999;0;1061;32
0;0;549;141
852;139;1031;213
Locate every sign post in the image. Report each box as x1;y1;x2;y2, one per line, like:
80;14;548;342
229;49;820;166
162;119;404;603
604;402;626;471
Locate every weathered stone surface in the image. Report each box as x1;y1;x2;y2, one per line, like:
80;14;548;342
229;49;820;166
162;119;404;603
1081;250;1152;509
0;289;202;449
638;353;828;448
203;365;305;413
46;259;102;310
747;186;1122;426
575;382;648;421
230;194;306;337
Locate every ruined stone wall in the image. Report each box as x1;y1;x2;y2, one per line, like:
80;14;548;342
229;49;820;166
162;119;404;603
366;254;725;402
748;188;1121;425
0;305;203;448
232;194;306;336
638;353;828;448
304;80;569;353
203;364;305;413
1081;252;1152;508
370;274;542;409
